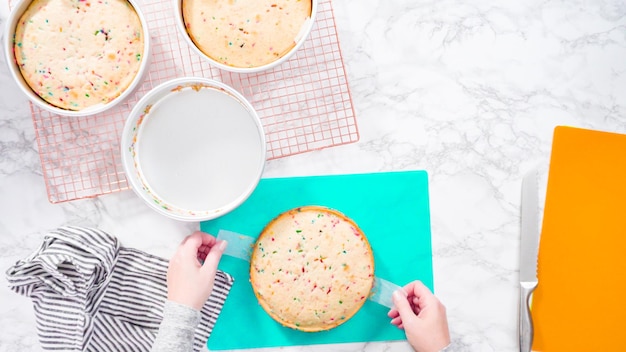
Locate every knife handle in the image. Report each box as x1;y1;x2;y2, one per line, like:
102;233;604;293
519;282;537;352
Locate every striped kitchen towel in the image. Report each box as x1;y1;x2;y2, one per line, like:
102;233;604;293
6;226;234;351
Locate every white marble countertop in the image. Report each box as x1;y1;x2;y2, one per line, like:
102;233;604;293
1;0;625;351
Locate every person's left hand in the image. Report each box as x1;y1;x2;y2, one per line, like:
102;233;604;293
166;231;227;310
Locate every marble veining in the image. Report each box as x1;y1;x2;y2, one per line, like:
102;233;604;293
1;0;625;351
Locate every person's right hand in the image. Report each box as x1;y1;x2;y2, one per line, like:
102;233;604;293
388;280;450;352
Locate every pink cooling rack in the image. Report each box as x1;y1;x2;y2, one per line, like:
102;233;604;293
26;0;358;203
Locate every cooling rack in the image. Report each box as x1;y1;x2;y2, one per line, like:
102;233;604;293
21;0;358;203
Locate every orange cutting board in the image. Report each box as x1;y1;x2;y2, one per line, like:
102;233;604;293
532;126;626;351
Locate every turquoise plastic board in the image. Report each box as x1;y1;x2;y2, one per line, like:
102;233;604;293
200;171;433;350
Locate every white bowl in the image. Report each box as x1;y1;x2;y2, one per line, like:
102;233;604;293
174;0;318;74
3;0;150;117
121;77;266;221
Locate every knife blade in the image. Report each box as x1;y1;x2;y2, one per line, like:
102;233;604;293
519;169;540;352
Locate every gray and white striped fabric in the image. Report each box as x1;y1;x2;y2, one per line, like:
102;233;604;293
6;226;234;351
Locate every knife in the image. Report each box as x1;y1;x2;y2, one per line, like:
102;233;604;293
519;169;540;352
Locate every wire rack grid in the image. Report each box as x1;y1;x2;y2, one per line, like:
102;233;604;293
20;0;359;203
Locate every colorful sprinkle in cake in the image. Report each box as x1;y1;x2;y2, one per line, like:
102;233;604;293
14;0;145;111
250;206;375;332
182;0;312;68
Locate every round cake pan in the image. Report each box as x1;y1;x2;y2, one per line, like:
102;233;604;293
3;0;150;117
173;0;318;74
121;77;266;221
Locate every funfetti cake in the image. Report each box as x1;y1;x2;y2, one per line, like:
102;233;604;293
14;0;145;111
250;206;375;332
182;0;312;68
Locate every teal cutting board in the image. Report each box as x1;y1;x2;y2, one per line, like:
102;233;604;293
200;171;433;350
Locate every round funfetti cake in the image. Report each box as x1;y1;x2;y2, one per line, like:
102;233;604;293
14;0;145;111
250;206;374;332
182;0;312;68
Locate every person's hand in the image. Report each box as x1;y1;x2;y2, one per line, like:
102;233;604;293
388;280;450;352
166;231;227;310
